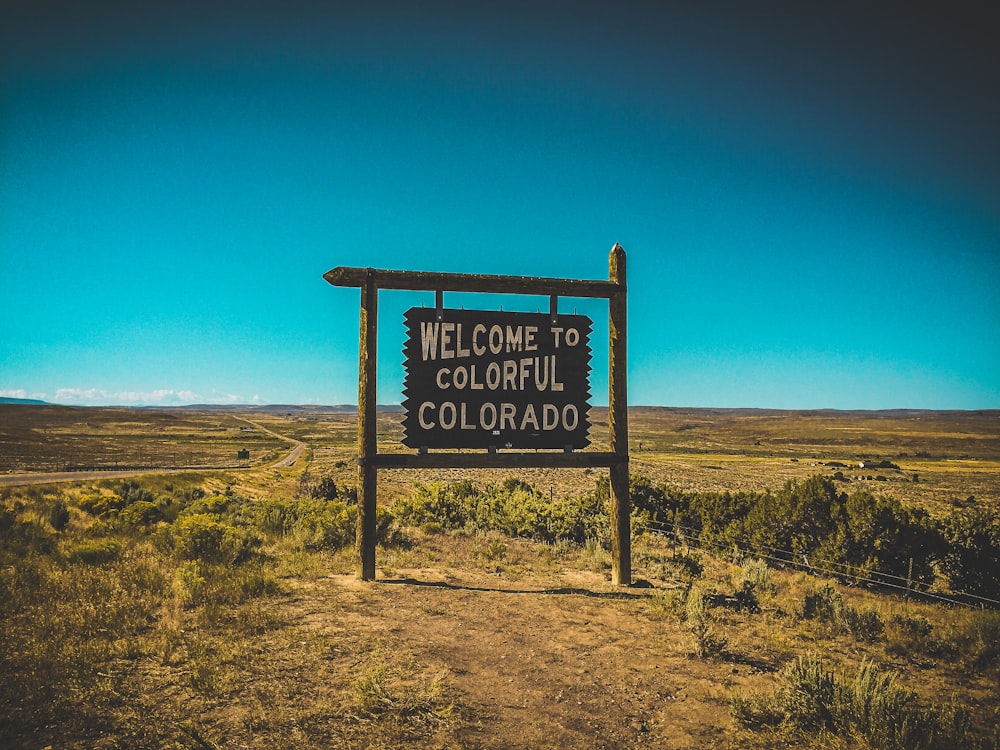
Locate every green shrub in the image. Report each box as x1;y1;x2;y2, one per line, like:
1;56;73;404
776;654;837;730
803;582;843;623
253;497;355;550
939;508;1000;601
185;495;230;516
48;499;70;531
686;584;727;658
173;560;206;605
68;538;122;564
843;606;885;642
120;500;162;528
78;493;120;517
173;514;255;563
0;505;54;556
947;609;1000;670
391;478;606;544
311;476;339;501
732;654;976;749
740;557;775;594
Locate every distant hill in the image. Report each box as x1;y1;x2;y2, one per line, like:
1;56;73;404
0;397;49;405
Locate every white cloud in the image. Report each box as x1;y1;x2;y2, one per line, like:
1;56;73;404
48;387;258;407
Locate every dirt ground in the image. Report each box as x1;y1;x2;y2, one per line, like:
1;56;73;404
251;559;772;750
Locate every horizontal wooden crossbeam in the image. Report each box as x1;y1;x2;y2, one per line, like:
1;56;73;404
324;266;622;298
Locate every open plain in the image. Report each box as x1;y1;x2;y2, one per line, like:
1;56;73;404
1;404;998;748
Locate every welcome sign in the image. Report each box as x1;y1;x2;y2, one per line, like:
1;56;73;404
402;307;592;449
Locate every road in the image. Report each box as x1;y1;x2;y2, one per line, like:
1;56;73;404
0;419;307;487
240;419;306;468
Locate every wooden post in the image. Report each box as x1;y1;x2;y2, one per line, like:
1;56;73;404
357;269;378;580
608;244;631;586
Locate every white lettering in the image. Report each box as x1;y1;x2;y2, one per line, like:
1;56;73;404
519;357;531;391
440;322;455;359
486;362;501;390
503;360;517;390
551;356;564;392
455;323;471;357
565;327;579;347
421;322;440;360
542;404;559;429
488;325;504;354
505;325;522;352
460;402;475;429
472;324;487;356
500;403;516;430
524;326;538;351
418;402;435;429
533;355;549;391
562;404;579;431
436;368;451;389
439;402;457;429
520;403;539;431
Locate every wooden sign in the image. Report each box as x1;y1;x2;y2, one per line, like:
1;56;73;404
324;243;629;584
402;307;592;449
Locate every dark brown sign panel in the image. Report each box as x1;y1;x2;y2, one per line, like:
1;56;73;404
402;307;592;449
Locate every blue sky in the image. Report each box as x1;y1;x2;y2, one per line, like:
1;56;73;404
2;1;998;409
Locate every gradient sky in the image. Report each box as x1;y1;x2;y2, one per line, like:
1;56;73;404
2;1;998;409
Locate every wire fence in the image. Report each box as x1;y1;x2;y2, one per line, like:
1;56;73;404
639;516;1000;609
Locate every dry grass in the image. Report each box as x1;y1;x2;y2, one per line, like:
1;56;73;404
1;404;997;748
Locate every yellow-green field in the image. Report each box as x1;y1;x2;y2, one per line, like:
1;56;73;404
1;404;998;748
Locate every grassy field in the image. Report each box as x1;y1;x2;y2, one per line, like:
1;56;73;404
0;405;291;472
1;404;998;748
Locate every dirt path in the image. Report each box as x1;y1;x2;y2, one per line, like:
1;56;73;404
238;418;306;467
285;565;768;749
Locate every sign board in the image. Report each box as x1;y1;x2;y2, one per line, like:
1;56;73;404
402;307;592;449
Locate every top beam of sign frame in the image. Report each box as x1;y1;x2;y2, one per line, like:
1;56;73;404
323;266;623;298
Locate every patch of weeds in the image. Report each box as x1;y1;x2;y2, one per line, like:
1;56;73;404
803;581;842;623
802;581;884;642
345;643;455;735
173;561;206;607
475;538;508;562
68;537;122;564
236;601;285;635
48;499;70;531
580;537;611;571
947;609;1000;670
732;654;979;750
843;605;885;642
740;557;775;595
686;584;727;658
206;561;284;605
653;550;703;582
184;636;235;698
648;586;688;621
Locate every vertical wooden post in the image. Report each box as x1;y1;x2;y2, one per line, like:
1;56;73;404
608;244;631;586
357;269;378;580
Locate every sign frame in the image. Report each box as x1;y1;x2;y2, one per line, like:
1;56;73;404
323;244;630;584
